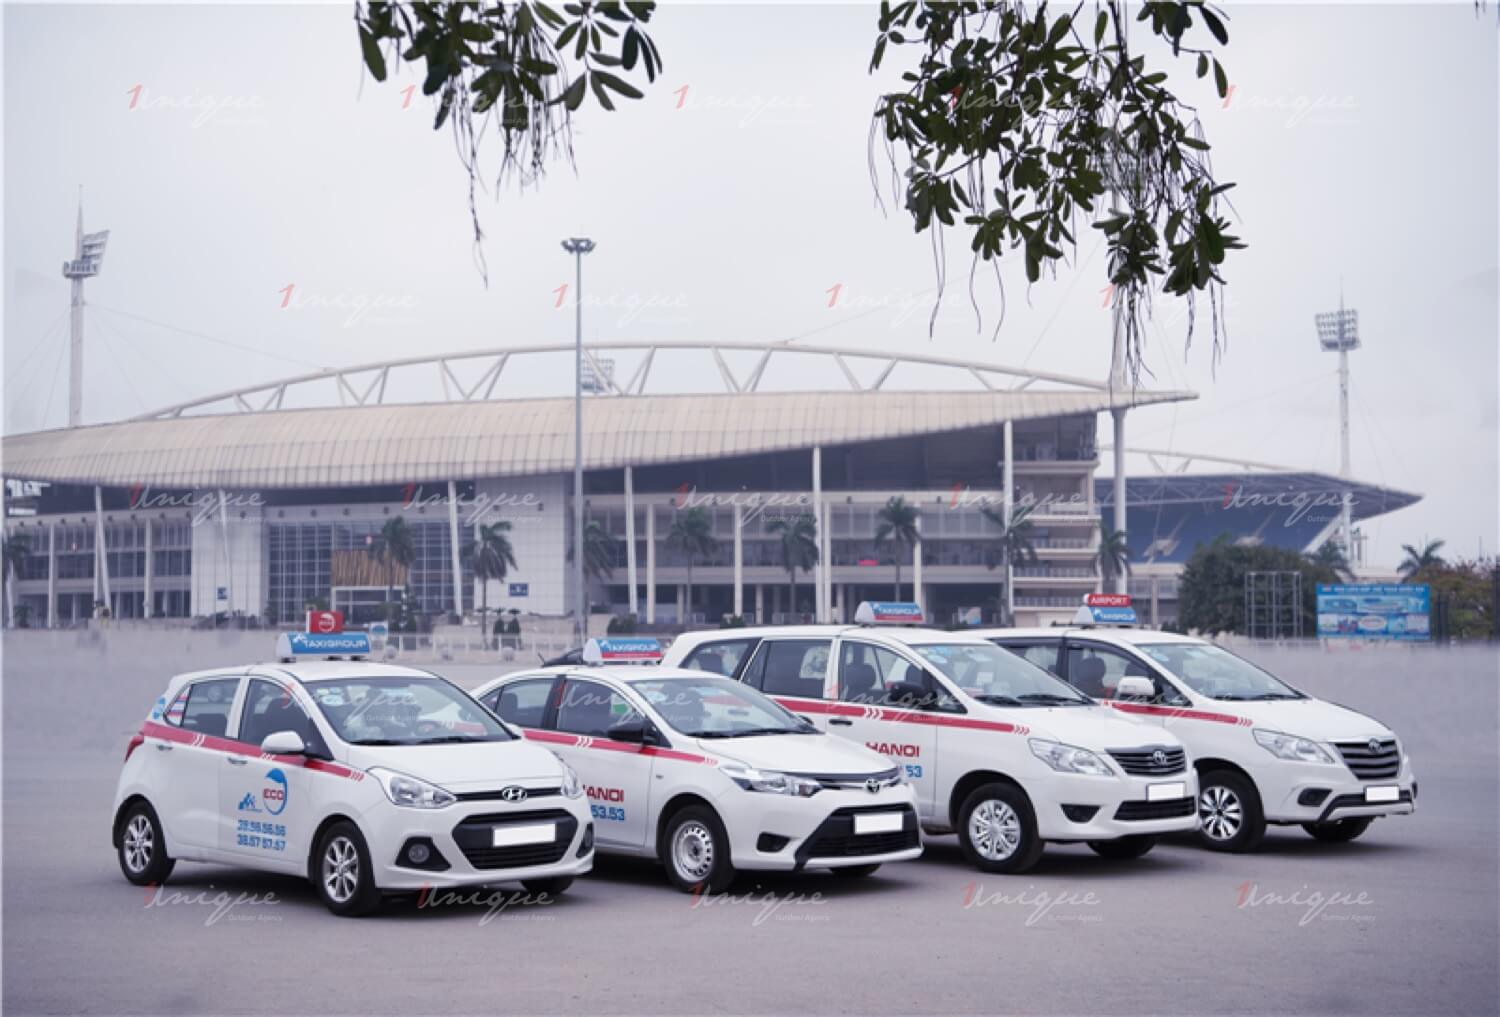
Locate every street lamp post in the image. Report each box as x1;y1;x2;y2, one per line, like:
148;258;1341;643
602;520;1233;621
562;237;595;642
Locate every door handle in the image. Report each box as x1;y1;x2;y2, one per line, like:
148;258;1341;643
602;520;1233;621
830;718;854;727
226;756;250;766
155;743;173;752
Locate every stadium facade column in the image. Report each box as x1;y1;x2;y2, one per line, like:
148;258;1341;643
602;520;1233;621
446;481;464;620
1112;408;1127;595
143;517;154;618
733;503;743;618
912;514;923;611
821;498;832;624
812;446;823;622
645;504;656;624
46;522;56;629
755;583;764;624
625;466;639;618
1003;419;1014;624
93;486;112;613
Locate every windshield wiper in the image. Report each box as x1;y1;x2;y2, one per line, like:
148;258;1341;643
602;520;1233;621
1017;693;1089;706
345;738;405;746
1243;692;1303;701
973;694;1024;706
419;734;490;743
716;727;800;738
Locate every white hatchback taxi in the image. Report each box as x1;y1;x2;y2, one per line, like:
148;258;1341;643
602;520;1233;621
978;602;1417;851
112;633;594;916
472;638;922;893
663;605;1200;873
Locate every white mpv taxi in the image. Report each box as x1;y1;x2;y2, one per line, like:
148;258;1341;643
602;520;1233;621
978;600;1417;851
112;633;594;916
663;605;1200;873
472;638;922;893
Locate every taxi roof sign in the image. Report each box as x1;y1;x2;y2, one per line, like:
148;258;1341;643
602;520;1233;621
582;637;664;664
1073;594;1138;627
854;601;925;626
276;631;371;661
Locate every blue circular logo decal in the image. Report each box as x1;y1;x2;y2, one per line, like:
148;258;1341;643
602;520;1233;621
262;768;288;816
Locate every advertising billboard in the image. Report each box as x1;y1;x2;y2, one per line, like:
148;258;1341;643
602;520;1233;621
1316;584;1430;640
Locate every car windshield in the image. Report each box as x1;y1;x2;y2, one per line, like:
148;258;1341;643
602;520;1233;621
631;677;817;738
307;677;514;744
1135;643;1304;701
911;643;1090;705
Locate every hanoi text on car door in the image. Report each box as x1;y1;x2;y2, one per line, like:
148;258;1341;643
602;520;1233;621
552;678;654;849
834;640;940;817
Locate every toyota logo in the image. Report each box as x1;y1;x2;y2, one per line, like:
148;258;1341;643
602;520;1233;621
865;779;881;794
1367;738;1382;754
498;786;528;803
1151;749;1168;767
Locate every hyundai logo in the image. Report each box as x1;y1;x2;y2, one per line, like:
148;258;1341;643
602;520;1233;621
499;785;528;803
865;778;881;794
1367;738;1382;754
1151;750;1168;767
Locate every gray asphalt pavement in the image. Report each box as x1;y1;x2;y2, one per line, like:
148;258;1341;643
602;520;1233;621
3;631;1496;1016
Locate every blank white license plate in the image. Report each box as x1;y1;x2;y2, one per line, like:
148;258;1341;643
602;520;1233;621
1365;785;1400;803
853;812;904;835
1147;781;1187;802
491;822;556;848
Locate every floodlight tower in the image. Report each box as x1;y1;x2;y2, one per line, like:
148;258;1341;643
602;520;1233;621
1314;300;1360;564
61;199;109;428
561;236;595;640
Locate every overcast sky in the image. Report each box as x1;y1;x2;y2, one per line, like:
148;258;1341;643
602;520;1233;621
3;2;1496;568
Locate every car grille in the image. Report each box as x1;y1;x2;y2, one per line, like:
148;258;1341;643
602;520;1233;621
1106;746;1186;776
451;808;577;870
790;768;904;792
1323;790;1414;816
1332;738;1400;780
797;805;919;863
454;787;561;802
1114;798;1195;821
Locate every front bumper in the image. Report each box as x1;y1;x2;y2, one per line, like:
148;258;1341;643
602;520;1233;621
361;797;596;891
1032;768;1201;841
1257;754;1418;824
717;785;923;872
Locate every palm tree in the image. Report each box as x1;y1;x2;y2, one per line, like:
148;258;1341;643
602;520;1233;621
1307;540;1353;580
569;519;618;582
367;517;416;624
465;521;517;648
1096;518;1131;591
874;496;921;600
980;503;1038;625
2;532;31;628
667;507;718;623
1398;539;1446;579
767;514;819;620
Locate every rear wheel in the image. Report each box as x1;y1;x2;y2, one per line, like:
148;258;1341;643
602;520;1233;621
1301;817;1373;843
662;806;735;894
957;783;1044;874
118;802;175;886
313;821;382;917
1196;770;1266;853
521;876;574;896
829;863;881;878
1087;835;1157;860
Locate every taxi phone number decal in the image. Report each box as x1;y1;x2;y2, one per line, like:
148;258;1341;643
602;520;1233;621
236;818;288;852
590;804;626;822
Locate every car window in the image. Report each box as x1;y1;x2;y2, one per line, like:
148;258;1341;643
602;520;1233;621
633;677;810;737
490;678;556;729
307;677;513;744
1000;641;1062;676
838;641;928;704
555;679;642;737
176;678;240;738
755;639;831;700
239;679;321;749
1064;644;1155;700
682;639;758;678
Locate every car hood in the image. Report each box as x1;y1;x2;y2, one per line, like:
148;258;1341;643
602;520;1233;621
976;703;1187;751
341;738;567;789
694;732;894;775
1207;697;1392;741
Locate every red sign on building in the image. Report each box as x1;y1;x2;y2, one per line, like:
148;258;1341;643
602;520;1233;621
305;610;345;634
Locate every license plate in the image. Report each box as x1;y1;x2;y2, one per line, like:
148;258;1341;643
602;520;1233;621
491;822;556;848
1147;781;1187;802
1365;785;1400;803
853;812;903;836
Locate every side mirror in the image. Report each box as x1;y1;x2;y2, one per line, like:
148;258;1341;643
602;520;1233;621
260;730;307;755
1116;676;1156;700
886;681;939;710
607;717;648;744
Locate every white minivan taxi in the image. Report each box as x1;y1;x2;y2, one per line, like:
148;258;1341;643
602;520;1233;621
472;638;922;894
663;605;1200;874
112;633;594;916
978;605;1417;852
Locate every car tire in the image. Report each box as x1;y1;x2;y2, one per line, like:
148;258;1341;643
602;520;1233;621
118;801;175;886
1086;835;1157;860
957;782;1045;874
829;863;882;878
521;876;574;896
661;806;735;894
313;821;382;917
1301;817;1373;843
1196;770;1266;853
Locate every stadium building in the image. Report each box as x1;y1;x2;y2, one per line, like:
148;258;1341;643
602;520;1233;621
0;341;1417;631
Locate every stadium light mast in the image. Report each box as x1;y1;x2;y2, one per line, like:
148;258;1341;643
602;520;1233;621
1315;300;1360;564
562;236;596;641
61;196;109;428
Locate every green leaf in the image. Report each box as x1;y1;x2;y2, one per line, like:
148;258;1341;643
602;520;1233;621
1201;8;1230;46
623;26;639;69
592;69;643;100
1212;58;1228;98
1094;9;1108;45
562;73;587;111
555;20;580;50
358;26;387;81
589;72;616;110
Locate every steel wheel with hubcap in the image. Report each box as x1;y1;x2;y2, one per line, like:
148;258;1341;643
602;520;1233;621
957;783;1044;873
117;802;174;886
313;821;382;916
662;806;734;894
1195;770;1265;853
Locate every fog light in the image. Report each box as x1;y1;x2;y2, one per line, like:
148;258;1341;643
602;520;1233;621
407;842;431;865
577;822;595;858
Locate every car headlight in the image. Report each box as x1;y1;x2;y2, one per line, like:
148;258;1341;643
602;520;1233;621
367;767;456;809
1253;729;1337;765
1029;739;1115;777
720;762;821;797
558;758;584;799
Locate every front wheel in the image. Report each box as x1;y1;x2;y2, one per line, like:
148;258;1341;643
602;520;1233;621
957;783;1044;874
118;802;175;886
1196;770;1266;853
521;876;574;896
662;806;735;894
313;822;382;917
829;863;881;878
1302;817;1373;843
1087;835;1157;860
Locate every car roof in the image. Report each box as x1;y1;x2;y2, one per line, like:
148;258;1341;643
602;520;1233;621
971;626;1206;646
674;624;993;647
511;664;723;684
247;660;440;683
